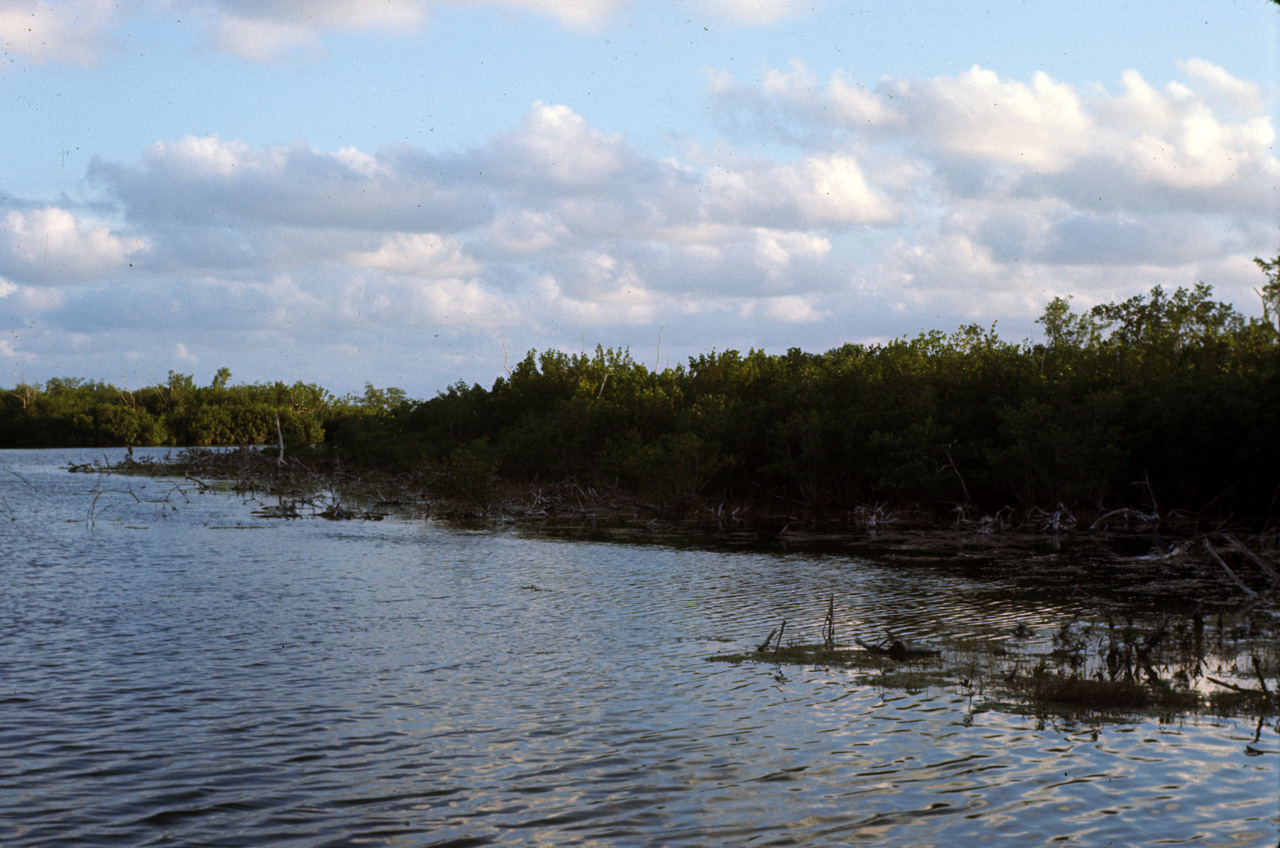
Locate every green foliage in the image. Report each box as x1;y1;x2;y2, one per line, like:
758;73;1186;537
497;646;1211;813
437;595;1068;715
0;374;330;448
1254;256;1280;331
4;261;1278;523
430;439;498;507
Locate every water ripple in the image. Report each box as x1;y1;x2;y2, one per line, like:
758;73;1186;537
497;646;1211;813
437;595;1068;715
0;448;1276;847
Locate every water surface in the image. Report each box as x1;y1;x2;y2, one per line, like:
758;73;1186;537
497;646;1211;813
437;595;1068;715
1;449;1276;846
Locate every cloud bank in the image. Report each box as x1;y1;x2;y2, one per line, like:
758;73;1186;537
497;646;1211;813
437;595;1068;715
1;61;1274;393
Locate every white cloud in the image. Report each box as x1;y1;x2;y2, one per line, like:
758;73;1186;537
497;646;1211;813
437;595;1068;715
0;275;66;313
489;102;631;188
763;62;900;127
748;294;825;323
705;154;895;226
403;277;517;328
1178;58;1265;115
208;14;324;63
887;67;1094;172
0;207;146;285
697;0;801;26
751;228;830;278
0;0;124;66
531;268;657;325
11;62;1277;396
348;233;481;277
88;136;492;233
0;0;632;67
1095;69;1276;192
487;210;571;255
465;0;626;30
0;336;36;361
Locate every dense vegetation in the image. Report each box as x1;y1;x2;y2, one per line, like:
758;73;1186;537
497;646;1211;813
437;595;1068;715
5;261;1279;524
0;368;378;453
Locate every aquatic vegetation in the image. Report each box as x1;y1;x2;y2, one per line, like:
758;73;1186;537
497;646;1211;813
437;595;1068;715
709;591;1279;719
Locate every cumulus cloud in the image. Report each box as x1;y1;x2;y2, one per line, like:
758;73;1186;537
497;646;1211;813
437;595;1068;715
886;67;1094;173
347;234;481;277
0;0;125;66
747;294;826;323
485;103;633;189
9;62;1276;395
750;61;1279;217
704;154;896;226
0;207;146;285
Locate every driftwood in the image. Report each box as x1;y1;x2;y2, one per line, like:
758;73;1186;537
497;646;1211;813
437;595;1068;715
854;636;940;660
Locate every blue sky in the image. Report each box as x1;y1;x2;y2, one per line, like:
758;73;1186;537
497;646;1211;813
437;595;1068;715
2;0;1276;396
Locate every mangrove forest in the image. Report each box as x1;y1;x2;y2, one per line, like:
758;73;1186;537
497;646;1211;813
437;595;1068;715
6;265;1280;528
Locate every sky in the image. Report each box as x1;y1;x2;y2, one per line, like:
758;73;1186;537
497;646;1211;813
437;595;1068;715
1;1;1277;397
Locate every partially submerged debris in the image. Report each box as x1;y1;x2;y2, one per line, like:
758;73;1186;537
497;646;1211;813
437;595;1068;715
709;595;1278;719
853;636;941;660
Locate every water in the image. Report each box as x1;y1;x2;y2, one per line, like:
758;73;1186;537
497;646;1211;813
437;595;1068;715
1;448;1276;847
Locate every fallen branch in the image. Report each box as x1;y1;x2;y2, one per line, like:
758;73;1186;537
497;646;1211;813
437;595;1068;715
1089;507;1159;531
1202;538;1259;599
1205;676;1266;695
1224;534;1280;584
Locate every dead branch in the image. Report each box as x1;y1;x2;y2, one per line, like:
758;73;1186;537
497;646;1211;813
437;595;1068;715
275;413;285;469
1205;676;1265;695
1202;538;1259;599
1224;534;1280;583
1252;656;1271;695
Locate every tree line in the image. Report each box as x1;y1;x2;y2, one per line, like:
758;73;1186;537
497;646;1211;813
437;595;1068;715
4;261;1279;523
0;368;400;452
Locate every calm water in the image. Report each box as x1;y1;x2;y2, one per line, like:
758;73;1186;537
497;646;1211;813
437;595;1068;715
1;448;1276;847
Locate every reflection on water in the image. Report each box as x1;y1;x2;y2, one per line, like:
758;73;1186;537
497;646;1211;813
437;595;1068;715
1;448;1276;847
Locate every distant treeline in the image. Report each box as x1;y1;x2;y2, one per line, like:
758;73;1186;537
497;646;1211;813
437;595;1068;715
5;263;1280;523
0;368;403;452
